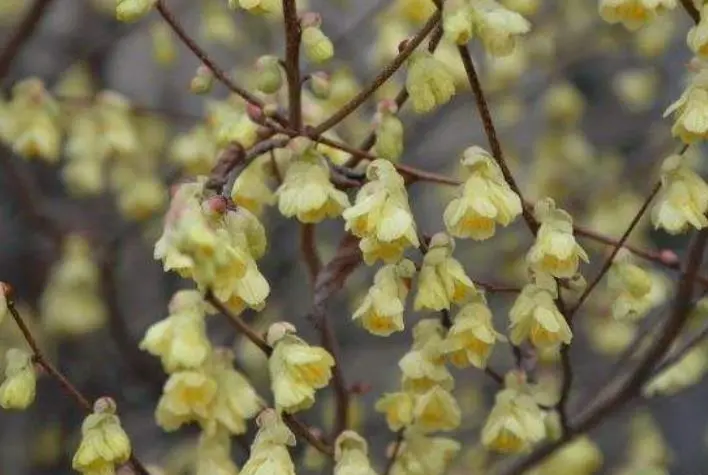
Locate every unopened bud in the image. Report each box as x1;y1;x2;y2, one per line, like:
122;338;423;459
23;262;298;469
309;72;331;99
190;65;214;95
255;55;283;94
266;321;297;346
301;15;333;64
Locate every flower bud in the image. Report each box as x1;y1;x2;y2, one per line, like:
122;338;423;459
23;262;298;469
405;50;456;114
150;22;177;66
373;103;404;162
443;0;474;45
309;72;331;99
116;0;157;22
255;55;283;94
301;14;334;64
189;65;214;94
0;348;37;410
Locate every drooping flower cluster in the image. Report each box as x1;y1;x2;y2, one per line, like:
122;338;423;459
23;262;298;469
344;160;420;264
444;146;523;240
154;180;270;313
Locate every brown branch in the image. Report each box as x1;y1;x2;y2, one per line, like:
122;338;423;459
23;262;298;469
680;0;701;24
0;0;55;82
653;319;708;376
282;0;302;130
499;229;708;475
6;296;150;475
457;45;537;234
382;430;405;475
300;223;322;284
311;10;442;135
155;0;287;126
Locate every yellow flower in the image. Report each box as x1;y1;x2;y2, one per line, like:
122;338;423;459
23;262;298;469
412;385;461;433
241;409;296;475
375;392;415;430
471;0;531;57
230;0;279;15
414;233;476;311
231;156;277;215
276;139;350;223
651;154;708;234
195;429;239;475
353;259;415;336
0;348;36;410
607;249;654;320
444;146;522;240
688;6;708;58
206;98;259;148
373;100;404;162
343;160;419;264
543;81;585;126
94;91;140;157
599;0;676;30
334;431;377;475
664;71;708;143
527;436;603;475
526;198;588;278
509;277;572;349
302;25;334;64
72;398;132;475
267;322;335;414
444;292;505;369
443;0;474;44
155;370;218;431
399;320;454;392
40;235;107;336
169;125;218;176
406;50;456;114
116;0;157;22
116;175;167;221
394;0;437;23
643;346;708;397
204;349;264;435
390;432;460;475
481;373;546;453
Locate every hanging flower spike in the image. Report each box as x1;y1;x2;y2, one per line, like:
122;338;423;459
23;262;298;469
375;391;415;431
651;154;708;234
443;291;505;369
414;233;477;311
140;290;213;373
334;431;378;475
0;349;37;410
343;160;420;264
72;398;132;475
599;0;676;31
412;385;462;433
509;274;572;350
444;146;522;240
241;408;297;475
405;49;456;114
526;198;588;278
607;249;655;321
276;137;351;223
352;259;416;336
399;320;454;392
267;322;335;414
481;371;546;453
203;348;265;436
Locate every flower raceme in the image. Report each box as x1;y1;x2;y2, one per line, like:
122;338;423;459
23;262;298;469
481;372;546;453
598;0;676;31
353;259;416;336
526;198;588;278
443;291;505;369
343;160;420;264
154;181;270;313
414;233;477;311
276;138;350;223
509;276;572;350
267;322;335;414
72;398;131;475
651;154;708;234
444;146;523;240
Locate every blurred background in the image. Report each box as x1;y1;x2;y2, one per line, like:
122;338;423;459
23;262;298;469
0;0;707;474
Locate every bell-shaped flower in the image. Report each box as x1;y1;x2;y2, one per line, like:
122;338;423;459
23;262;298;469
471;0;531;57
526;198;588;278
664;69;708;143
651;154;708;234
389;431;460;475
444;146;522;240
607;249;655;320
155;370;218;431
0;348;36;410
406;50;456;114
399;320;454;392
414;233;477;311
343;160;420;264
241;409;297;475
353;259;415;336
599;0;676;31
373;100;404;162
375;391;415;431
412;385;461;433
334;431;377;475
267;322;335;414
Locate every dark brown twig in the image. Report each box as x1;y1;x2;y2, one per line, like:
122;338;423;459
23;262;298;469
282;0;302;130
680;0;701;24
382;430;405;475
0;0;55;83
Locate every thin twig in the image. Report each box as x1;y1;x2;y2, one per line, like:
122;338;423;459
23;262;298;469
6;298;150;475
382;430;405;475
282;0;302;130
311;11;442;135
653;320;708;376
300;223;322;283
680;0;701;24
0;0;55;82
155;0;288;126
